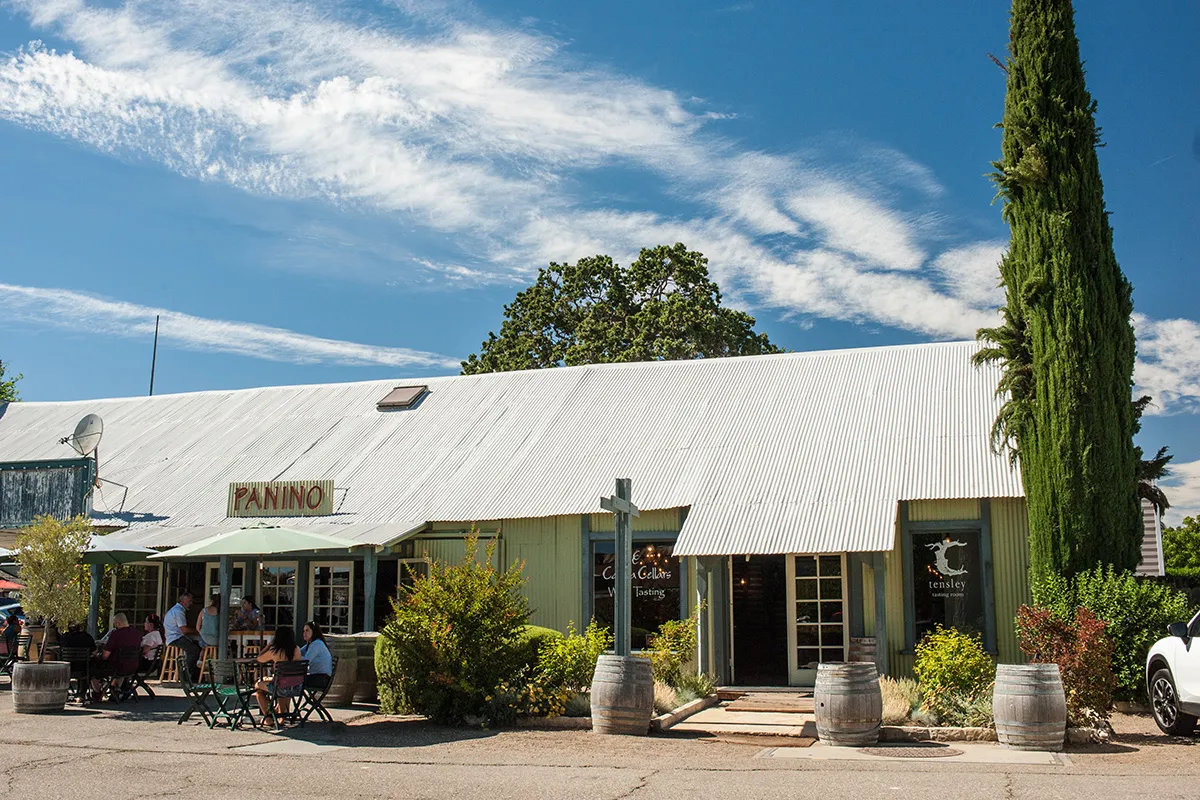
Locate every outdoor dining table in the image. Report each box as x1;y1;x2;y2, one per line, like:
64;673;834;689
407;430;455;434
229;630;267;658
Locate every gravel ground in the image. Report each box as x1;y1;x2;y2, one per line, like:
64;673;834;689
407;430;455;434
0;690;1195;799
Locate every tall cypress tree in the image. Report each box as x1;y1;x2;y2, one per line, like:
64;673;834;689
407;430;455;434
977;0;1141;582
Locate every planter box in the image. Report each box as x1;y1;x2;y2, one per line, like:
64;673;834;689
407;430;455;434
651;694;720;732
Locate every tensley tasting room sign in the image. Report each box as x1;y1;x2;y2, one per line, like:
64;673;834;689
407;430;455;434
227;480;334;517
911;531;985;642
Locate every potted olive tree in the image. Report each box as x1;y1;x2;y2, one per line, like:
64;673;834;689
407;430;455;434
12;515;90;713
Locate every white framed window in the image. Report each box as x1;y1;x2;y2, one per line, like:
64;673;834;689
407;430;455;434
396;557;429;591
310;561;354;634
786;554;847;686
112;562;163;627
258;561;298;632
204;561;246;609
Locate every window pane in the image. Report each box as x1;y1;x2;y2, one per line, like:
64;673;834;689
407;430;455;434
796;602;819;623
910;531;985;643
819;602;843;624
795;580;818;600
592;540;681;650
819;578;842;600
820;625;844;648
796;648;820;669
795;556;817;578
796;625;819;648
818;556;841;577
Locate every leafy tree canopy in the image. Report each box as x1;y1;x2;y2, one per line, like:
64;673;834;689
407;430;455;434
1163;516;1200;576
15;515;91;661
0;359;20;402
461;243;780;375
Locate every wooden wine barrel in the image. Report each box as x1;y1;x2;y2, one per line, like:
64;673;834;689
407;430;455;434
353;632;380;703
590;655;653;735
12;662;70;714
847;637;877;666
813;661;882;746
323;634;359;707
993;664;1066;751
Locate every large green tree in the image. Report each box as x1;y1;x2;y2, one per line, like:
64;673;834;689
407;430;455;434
976;0;1141;581
461;243;780;374
0;359;20;402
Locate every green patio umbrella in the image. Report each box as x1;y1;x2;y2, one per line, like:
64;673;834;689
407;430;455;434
80;536;158;636
149;524;361;659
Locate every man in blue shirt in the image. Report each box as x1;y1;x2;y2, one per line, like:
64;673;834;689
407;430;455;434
163;591;199;680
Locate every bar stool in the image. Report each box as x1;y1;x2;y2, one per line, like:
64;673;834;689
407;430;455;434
159;644;184;683
196;645;218;682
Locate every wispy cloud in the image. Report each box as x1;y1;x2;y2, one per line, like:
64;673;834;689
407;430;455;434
0;0;1196;414
0;283;460;369
1134;315;1200;415
1162;458;1200;527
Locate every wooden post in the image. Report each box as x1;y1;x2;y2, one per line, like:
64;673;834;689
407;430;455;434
217;556;231;661
873;553;887;676
87;564;103;637
600;478;639;658
363;548;378;632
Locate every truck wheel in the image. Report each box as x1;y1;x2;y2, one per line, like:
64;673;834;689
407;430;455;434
1150;668;1197;736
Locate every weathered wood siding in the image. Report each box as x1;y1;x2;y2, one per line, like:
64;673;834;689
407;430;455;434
0;460;93;528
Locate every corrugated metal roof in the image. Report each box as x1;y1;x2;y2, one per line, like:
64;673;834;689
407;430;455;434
0;341;1022;553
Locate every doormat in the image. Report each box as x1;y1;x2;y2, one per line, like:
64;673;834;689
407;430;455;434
861;745;964;758
725;694;814;714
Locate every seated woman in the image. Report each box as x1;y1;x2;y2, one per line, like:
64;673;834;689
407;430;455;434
254;625;303;718
232;597;263;632
197;594;221;651
299;621;332;689
139;614;164;672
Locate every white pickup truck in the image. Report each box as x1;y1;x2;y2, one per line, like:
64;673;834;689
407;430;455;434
1146;609;1200;735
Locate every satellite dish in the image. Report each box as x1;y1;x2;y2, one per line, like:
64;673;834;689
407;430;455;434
65;413;104;457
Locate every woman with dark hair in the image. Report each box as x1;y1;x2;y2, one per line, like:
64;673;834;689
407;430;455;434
140;614;164;666
254;625;302;717
197;594;220;649
300;621;332;688
232;596;262;632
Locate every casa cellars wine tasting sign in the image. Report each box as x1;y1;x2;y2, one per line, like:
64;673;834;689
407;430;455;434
227;480;334;517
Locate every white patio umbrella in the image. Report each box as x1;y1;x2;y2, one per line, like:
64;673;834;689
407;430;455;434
150;524;362;659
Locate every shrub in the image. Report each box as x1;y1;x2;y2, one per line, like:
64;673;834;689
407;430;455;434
1016;605;1115;723
536;620;612;694
16;515;91;662
1033;566;1193;700
653;680;678;715
645;608;700;689
375;633;409;714
380;535;531;725
1163;517;1200;574
936;691;994;728
517;625;563;675
913;626;994;721
563;692;591;717
879;676;919;726
673;671;716;701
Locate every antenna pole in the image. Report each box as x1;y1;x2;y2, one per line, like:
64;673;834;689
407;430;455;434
149;314;159;396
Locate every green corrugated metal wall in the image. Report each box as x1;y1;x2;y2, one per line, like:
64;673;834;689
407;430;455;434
881;497;1029;678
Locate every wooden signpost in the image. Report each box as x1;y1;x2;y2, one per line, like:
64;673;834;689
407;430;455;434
599;478;639;657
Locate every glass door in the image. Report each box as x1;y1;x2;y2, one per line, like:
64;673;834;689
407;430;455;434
204;562;246;609
310;562;354;634
786;554;847;685
258;562;298;631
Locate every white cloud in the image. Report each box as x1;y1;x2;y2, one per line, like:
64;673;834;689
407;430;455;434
1134;315;1200;415
0;0;1196;412
1162;459;1200;527
0;283;460;369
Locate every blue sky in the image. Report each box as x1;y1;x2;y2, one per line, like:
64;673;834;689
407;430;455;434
0;1;1197;520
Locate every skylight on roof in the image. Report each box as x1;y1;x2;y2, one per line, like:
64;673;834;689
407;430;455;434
377;385;427;410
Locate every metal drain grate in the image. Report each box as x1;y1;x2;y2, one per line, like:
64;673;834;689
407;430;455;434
861;745;964;759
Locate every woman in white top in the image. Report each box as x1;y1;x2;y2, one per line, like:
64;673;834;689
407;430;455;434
139;614;164;671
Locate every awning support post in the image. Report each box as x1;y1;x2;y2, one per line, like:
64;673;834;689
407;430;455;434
217;555;231;661
363;548;378;632
873;552;887;676
87;564;103;637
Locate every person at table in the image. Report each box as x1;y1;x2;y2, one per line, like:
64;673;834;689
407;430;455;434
163;591;200;680
197;594;221;650
232;596;263;632
254;625;303;717
0;615;19;655
140;614;164;670
58;622;95;652
300;621;332;689
89;613;142;700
